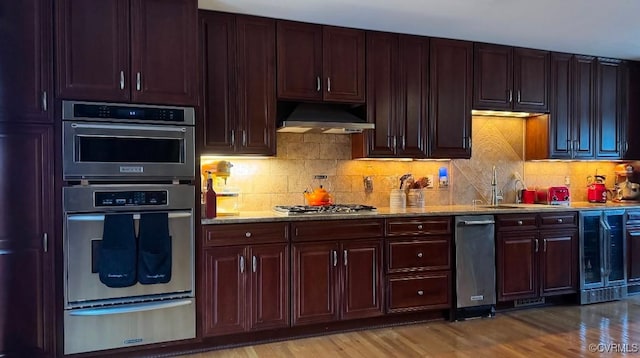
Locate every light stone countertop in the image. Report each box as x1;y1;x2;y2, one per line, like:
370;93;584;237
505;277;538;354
201;201;640;225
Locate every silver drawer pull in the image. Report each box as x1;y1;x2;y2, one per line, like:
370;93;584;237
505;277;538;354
417;224;423;230
417;290;424;296
417;252;423;258
245;232;252;238
557;218;563;223
517;220;523;225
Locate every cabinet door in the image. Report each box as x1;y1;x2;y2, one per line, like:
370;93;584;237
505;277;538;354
497;231;538;301
55;0;129;101
548;52;573;158
572;55;596;158
0;0;52;123
397;35;429;158
628;227;640;283
276;21;322;101
202;246;246;336
0;125;52;356
514;48;549;112
364;31;398;157
292;242;338;326
248;244;290;331
473;43;512;110
340;240;384;320
131;0;197;105
236;15;276;155
199;11;236;153
540;230;578;296
322;26;365;103
429;38;473;158
595;58;625;158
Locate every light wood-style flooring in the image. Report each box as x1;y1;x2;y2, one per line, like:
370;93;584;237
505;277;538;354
177;296;640;357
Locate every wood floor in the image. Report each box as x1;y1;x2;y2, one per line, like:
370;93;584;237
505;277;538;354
177;296;640;357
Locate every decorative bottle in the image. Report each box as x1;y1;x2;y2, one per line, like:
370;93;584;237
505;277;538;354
205;171;217;219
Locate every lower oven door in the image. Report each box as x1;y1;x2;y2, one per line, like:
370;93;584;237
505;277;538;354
64;209;194;305
64;298;195;354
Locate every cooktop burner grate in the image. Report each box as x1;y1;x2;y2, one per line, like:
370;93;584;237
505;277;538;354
273;204;377;215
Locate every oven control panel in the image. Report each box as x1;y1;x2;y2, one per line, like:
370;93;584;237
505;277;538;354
94;190;168;207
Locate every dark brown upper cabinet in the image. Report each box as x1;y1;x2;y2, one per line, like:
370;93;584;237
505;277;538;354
0;0;53;123
526;54;627;160
352;32;428;158
276;21;365;103
56;0;198;106
429;38;473;159
199;11;276;156
474;44;549;112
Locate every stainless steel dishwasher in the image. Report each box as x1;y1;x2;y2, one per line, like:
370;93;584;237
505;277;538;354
454;215;496;320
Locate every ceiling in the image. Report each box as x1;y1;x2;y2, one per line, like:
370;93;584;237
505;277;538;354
198;0;640;61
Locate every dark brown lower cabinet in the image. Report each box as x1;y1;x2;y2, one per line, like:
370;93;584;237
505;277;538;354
292;239;384;326
201;223;289;337
627;210;640;291
496;213;578;301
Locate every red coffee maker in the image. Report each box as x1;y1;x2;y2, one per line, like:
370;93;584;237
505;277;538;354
587;175;607;203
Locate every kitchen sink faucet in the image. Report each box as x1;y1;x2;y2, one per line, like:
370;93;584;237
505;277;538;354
490;165;503;206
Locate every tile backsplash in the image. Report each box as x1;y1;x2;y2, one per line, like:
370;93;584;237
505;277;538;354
201;116;619;211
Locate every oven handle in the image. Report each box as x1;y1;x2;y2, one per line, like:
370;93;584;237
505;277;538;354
70;122;187;133
67;212;192;221
69;298;193;316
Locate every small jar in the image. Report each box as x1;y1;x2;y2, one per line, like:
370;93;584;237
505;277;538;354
390;189;406;210
407;189;425;208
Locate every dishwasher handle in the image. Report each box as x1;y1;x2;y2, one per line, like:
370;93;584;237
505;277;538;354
461;220;495;226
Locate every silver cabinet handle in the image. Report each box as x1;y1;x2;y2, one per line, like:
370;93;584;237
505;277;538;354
557;218;563;224
343;250;348;266
240;255;245;273
43;233;48;253
242;131;247;147
534;239;539;253
245;232;252;238
120;70;125;90
417;290;424;296
417;224;423;230
252;255;257;273
625;141;629;153
517;90;521;103
517;220;523;225
42;91;47;112
316;76;321;92
543;239;547;252
468;136;472;149
230;130;235;146
327;77;331;92
136;72;141;91
508;90;513;103
417;252;423;258
332;250;337;267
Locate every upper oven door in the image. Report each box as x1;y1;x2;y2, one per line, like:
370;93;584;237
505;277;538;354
63;121;195;181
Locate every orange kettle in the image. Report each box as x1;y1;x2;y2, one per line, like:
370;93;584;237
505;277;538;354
304;185;333;206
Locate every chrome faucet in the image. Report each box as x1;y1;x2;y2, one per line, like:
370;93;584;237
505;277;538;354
490;165;503;206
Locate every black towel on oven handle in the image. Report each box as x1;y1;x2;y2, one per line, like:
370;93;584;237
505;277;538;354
137;212;172;284
99;214;137;288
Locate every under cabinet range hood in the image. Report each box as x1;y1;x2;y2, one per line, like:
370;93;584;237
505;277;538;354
277;103;374;134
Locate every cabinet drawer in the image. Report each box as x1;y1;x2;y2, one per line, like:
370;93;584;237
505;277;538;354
386;217;451;236
496;214;537;231
387;238;450;273
539;211;577;229
627;210;640;225
203;222;288;246
387;272;450;313
291;219;384;242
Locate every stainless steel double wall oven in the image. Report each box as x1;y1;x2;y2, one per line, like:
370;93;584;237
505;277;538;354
61;101;196;354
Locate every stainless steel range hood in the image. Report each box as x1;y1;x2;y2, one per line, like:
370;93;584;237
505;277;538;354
277;103;374;134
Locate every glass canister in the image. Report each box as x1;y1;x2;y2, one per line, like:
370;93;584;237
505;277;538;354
407;189;425;208
216;191;239;216
389;189;406;210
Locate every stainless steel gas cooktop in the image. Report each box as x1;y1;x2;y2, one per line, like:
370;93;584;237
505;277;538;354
273;204;377;215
